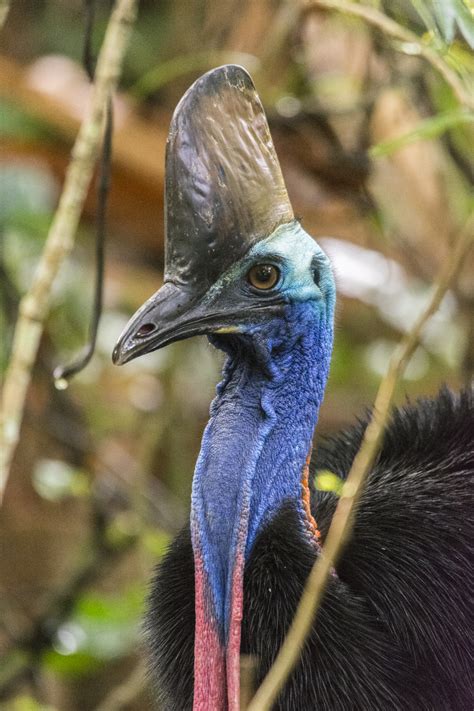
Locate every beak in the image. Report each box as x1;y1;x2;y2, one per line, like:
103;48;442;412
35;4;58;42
112;282;239;366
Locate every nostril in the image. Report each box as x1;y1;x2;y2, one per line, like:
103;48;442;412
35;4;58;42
136;323;156;338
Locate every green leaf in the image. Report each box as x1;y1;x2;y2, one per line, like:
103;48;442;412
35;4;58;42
141;528;171;557
43;588;145;677
104;511;141;548
0;164;56;228
369;109;474;158
413;0;474;48
452;0;474;49
431;0;456;42
32;460;90;502
0;100;56;142
411;0;445;43
315;470;345;495
75;587;144;624
42;649;102;677
9;697;57;711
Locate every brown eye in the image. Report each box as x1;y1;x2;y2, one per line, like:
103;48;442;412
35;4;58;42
247;264;280;290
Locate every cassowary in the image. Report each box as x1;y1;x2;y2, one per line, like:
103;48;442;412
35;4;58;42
113;65;473;710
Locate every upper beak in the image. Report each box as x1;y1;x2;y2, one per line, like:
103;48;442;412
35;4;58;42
112;281;235;366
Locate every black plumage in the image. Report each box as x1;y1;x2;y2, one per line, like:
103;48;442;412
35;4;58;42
147;387;474;710
110;64;474;711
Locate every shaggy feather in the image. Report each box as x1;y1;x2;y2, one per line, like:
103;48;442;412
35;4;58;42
146;388;473;710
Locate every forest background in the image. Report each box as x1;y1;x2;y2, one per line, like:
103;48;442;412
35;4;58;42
1;1;473;709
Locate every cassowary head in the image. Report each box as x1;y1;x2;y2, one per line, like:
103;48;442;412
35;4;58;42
113;65;334;367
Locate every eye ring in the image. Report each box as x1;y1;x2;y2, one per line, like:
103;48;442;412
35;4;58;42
247;264;280;290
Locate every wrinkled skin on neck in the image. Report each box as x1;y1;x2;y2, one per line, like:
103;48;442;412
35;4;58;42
191;300;334;710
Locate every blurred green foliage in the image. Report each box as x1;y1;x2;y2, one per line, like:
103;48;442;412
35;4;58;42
409;0;474;48
43;587;144;676
369;108;474;157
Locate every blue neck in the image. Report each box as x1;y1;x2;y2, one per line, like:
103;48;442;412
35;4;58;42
191;301;333;641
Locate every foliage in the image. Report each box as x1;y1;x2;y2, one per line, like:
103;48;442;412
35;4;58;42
410;0;474;47
369;108;474;156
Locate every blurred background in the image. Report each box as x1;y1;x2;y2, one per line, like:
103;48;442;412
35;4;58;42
1;0;473;708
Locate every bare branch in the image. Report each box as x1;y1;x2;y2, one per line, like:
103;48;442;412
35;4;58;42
247;212;474;710
303;0;474;110
240;655;257;711
0;0;139;501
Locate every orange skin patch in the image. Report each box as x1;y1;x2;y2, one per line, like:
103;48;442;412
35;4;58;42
301;447;321;543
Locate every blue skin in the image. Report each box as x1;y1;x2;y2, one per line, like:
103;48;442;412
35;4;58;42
190;222;336;643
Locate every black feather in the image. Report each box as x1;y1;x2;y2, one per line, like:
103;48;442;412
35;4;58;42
146;388;474;710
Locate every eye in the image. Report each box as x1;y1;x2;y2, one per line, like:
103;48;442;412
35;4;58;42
247;264;280;290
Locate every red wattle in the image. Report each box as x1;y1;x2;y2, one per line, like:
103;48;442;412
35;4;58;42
193;552;226;710
226;548;245;710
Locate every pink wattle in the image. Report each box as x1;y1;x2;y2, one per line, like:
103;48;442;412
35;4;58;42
226;548;245;710
193;551;226;710
193;545;247;710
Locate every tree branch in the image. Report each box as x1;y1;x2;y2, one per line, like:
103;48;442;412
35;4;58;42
0;0;139;501
247;212;474;710
303;0;474;110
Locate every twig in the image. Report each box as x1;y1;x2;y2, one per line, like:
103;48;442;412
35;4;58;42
240;655;257;711
0;0;10;31
94;660;147;711
247;212;474;710
0;0;139;502
302;0;474;110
